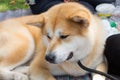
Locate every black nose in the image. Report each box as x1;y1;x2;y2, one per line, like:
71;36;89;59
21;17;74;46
45;54;56;63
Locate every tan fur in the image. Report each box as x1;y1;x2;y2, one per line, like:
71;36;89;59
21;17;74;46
0;2;107;80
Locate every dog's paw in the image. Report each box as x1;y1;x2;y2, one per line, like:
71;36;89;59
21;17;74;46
13;72;29;80
93;74;105;80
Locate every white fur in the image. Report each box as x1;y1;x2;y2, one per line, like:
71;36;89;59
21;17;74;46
93;74;105;80
47;63;67;75
0;69;28;80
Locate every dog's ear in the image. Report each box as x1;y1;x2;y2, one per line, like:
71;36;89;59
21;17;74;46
68;10;90;28
27;14;44;28
16;14;44;27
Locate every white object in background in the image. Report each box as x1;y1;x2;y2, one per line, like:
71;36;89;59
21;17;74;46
96;3;115;18
96;3;115;14
102;19;119;38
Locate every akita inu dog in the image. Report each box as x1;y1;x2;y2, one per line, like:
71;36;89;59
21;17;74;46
0;2;107;80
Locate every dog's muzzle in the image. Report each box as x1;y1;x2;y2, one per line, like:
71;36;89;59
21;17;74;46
45;52;73;64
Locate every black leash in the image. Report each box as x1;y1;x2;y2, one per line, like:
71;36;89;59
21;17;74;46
77;60;119;80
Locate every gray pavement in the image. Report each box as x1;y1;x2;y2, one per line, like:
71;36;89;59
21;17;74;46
0;9;32;21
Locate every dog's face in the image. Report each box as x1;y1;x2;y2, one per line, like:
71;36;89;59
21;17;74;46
35;3;94;64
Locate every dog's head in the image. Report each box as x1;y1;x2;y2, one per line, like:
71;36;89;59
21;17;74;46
31;2;95;64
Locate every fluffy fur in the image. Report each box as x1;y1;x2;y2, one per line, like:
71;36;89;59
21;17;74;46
0;2;107;80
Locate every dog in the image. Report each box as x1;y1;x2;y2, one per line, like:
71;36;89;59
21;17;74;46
0;2;108;80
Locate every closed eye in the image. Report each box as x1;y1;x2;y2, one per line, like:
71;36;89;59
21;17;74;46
60;35;69;39
47;35;51;39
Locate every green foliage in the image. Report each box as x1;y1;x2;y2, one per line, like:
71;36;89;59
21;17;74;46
0;0;29;12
